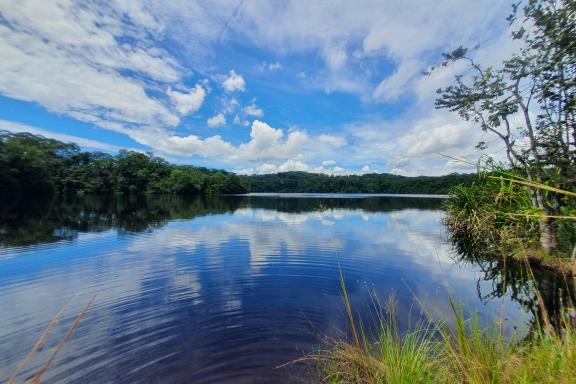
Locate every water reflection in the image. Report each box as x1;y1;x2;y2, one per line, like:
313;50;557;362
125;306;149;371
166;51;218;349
0;195;553;383
450;231;576;332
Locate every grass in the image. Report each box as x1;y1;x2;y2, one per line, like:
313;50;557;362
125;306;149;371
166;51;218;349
6;295;96;384
313;276;576;384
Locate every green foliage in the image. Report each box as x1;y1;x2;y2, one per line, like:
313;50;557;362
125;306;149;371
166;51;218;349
246;171;475;195
444;168;576;258
317;293;576;384
0;131;251;196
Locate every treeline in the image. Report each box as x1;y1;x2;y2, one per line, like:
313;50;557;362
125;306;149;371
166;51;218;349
1;131;473;197
246;171;474;194
0;131;250;196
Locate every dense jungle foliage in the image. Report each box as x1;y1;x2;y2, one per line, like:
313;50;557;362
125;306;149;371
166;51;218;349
0;131;251;196
247;171;474;194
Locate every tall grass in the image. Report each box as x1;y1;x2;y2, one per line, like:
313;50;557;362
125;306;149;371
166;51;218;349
315;283;576;384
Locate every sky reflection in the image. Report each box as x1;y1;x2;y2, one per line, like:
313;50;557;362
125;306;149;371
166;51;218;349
0;196;532;384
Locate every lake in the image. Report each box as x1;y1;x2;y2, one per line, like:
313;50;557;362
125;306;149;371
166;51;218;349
0;194;555;383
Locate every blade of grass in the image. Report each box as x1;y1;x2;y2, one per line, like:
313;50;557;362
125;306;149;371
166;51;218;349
486;176;576;197
6;294;78;384
31;294;96;384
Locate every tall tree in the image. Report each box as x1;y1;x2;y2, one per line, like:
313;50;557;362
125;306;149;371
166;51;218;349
435;0;575;252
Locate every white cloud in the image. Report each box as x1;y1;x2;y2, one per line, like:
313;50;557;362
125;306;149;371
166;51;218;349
322;159;336;166
207;113;226;127
317;134;347;148
360;165;372;174
156;0;511;98
233;120;308;162
222;70;246;92
167;84;206;115
243;104;264;117
373;59;423;101
323;47;348;71
126;119;346;166
400;117;472;157
0;0;183;130
238;159;379;176
345;109;490;176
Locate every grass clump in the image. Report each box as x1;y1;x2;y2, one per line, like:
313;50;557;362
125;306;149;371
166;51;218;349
314;287;576;384
320;300;439;384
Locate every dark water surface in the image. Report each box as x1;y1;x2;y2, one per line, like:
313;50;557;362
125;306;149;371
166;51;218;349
0;195;538;383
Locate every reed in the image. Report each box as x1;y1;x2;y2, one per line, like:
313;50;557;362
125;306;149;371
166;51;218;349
313;276;576;384
7;295;96;384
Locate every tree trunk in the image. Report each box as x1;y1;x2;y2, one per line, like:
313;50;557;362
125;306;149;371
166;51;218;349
533;186;558;253
538;218;558;253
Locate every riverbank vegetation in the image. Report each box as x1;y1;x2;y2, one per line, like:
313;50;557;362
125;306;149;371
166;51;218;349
444;168;576;271
315;294;575;384
435;0;576;261
314;262;575;383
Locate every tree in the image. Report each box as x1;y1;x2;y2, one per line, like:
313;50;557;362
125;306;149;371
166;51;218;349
434;0;575;252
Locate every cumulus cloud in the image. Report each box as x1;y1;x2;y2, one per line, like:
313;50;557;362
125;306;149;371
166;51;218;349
124;119;346;166
361;165;372;174
233;120;308;162
207;113;226;127
167;85;206;115
222;70;246;92
243;104;264;117
237;159;378;176
345;109;494;176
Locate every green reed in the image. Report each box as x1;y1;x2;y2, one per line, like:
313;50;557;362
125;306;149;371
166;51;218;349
314;279;576;384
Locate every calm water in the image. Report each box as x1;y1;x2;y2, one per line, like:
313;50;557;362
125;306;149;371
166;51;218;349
0;195;544;383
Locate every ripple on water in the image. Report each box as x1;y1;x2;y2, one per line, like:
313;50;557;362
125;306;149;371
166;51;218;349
0;196;532;384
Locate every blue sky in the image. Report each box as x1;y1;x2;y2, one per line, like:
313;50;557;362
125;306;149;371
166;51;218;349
0;0;518;176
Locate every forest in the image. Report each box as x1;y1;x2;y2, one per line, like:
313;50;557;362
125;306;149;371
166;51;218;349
247;171;474;194
0;131;474;197
0;131;251;196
